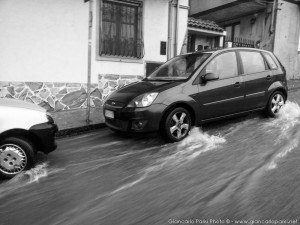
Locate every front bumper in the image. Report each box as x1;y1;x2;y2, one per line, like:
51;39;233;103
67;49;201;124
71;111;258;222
104;103;168;132
30;122;58;154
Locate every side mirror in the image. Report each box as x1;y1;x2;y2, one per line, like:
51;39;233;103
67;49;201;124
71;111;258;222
201;73;219;82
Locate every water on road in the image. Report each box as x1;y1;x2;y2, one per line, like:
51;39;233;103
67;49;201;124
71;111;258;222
1;99;300;225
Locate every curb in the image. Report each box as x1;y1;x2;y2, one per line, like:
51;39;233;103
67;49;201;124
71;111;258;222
288;86;300;92
56;123;107;139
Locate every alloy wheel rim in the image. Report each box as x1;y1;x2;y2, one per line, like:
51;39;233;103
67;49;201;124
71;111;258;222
271;94;284;114
0;144;27;175
169;112;190;139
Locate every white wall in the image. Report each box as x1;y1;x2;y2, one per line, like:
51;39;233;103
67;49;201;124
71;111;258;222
91;0;189;83
177;0;189;55
0;0;89;83
274;0;300;79
0;0;189;84
91;0;171;83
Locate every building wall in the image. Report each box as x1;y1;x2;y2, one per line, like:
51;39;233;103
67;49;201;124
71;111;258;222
189;0;236;16
0;0;89;83
274;0;300;79
0;0;189;111
221;7;274;51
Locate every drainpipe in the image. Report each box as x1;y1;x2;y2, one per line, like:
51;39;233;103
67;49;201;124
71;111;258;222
270;0;277;35
86;0;93;123
167;0;173;60
174;0;180;56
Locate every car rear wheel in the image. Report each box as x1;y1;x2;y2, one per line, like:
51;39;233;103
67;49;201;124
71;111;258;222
0;137;36;178
162;107;191;142
266;91;286;117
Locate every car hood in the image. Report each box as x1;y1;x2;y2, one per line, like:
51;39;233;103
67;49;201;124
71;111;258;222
0;98;46;113
107;80;183;104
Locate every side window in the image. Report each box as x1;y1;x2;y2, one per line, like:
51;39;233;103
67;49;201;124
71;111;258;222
240;51;266;74
263;53;278;70
203;51;238;79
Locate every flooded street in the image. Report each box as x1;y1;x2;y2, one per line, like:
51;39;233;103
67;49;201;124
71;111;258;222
1;91;300;225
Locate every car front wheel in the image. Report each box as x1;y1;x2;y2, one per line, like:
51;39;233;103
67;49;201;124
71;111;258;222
266;91;286;117
0;137;36;178
162;107;191;142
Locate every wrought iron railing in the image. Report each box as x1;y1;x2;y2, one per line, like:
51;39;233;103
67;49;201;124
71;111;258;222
224;36;255;48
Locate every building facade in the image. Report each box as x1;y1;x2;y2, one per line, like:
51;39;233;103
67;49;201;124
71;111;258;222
190;0;300;79
0;0;189;111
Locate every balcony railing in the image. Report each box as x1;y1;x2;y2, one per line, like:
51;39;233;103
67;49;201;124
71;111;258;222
224;36;255;48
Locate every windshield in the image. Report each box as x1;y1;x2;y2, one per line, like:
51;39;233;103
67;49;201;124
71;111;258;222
148;53;211;80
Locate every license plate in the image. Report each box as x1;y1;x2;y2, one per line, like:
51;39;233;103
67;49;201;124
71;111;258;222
105;110;114;119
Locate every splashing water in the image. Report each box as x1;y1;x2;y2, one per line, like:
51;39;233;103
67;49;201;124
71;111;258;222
265;101;300;170
7;163;49;185
104;128;226;196
176;128;226;160
265;101;300;132
0;163;63;199
267;138;299;170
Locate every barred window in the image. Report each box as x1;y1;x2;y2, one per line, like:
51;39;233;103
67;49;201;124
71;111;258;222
99;0;144;58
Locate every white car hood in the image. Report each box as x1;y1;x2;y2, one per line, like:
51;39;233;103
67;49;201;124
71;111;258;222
0;98;46;113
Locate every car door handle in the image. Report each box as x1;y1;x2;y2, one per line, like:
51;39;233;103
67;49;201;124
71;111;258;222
234;82;240;88
266;75;271;80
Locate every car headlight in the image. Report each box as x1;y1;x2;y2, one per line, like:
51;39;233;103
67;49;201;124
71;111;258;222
127;93;158;108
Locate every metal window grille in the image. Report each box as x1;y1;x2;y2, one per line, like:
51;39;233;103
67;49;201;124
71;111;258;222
100;0;144;58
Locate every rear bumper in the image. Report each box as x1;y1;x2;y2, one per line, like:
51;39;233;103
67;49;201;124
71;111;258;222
104;103;168;132
30;122;58;154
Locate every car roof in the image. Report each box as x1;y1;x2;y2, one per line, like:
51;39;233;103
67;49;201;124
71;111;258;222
186;47;272;56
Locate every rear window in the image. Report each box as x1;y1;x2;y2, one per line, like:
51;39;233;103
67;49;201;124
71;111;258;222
240;51;266;74
263;52;278;70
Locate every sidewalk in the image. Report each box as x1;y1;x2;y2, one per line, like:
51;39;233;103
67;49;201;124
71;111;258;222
288;79;300;91
53;107;105;137
53;79;300;137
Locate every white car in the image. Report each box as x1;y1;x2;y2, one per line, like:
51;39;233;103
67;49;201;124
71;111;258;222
0;98;58;178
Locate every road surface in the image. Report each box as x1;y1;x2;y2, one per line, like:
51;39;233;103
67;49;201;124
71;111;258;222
1;90;300;225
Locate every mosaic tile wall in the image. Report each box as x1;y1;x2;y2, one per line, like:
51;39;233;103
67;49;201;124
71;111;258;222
0;75;143;112
0;82;101;112
99;74;143;101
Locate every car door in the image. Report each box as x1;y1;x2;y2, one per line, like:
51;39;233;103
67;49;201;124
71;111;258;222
238;50;272;110
195;50;245;120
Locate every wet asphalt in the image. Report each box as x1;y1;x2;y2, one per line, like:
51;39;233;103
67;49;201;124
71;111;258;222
1;90;300;225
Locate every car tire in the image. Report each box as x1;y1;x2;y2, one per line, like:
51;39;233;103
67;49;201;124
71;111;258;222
266;91;286;117
162;107;191;142
0;137;36;178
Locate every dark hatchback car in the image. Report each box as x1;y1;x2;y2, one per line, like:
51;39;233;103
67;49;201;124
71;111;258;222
104;48;287;142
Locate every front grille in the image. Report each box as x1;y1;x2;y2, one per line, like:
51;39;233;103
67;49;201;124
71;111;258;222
106;100;125;108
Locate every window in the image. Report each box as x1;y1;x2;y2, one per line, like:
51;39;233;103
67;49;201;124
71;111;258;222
148;53;211;80
99;0;144;58
240;51;266;74
225;23;240;41
263;53;278;70
203;52;238;79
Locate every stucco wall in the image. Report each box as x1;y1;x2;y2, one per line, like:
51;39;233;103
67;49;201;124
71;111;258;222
0;0;189;111
91;0;170;83
221;7;274;51
274;0;300;79
189;0;236;16
0;0;89;83
0;0;188;84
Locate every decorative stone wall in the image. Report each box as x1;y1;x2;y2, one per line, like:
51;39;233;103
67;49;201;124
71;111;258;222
0;82;101;112
0;75;144;112
99;74;144;102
